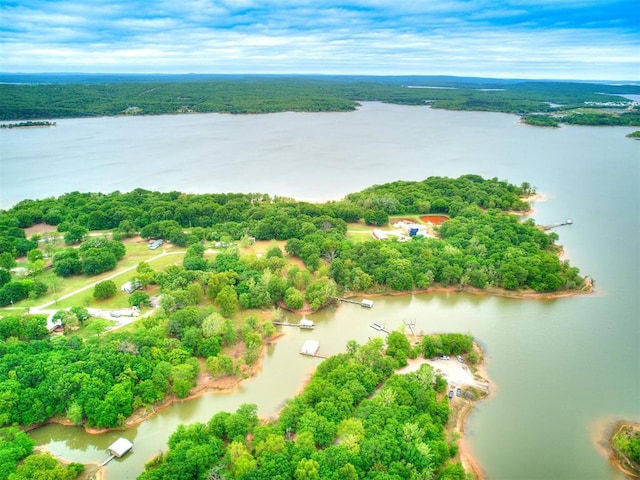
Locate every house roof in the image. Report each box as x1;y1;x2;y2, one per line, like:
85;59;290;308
108;437;133;457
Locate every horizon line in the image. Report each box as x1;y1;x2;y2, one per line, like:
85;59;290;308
1;72;639;84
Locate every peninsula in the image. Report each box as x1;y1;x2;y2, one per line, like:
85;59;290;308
0;175;586;479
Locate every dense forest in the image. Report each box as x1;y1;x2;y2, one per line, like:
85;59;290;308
138;335;475;480
0;175;585;310
0;75;638;123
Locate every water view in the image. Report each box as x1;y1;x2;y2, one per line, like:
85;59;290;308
4;103;639;479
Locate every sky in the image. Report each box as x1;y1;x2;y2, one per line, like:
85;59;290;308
1;0;639;81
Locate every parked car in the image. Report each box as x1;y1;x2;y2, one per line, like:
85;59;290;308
456;387;462;397
440;355;450;360
448;390;454;399
457;355;464;363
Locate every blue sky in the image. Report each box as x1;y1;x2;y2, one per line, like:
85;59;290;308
1;0;638;80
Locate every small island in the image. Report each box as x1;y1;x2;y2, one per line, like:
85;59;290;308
610;422;640;477
626;130;640;139
0;120;56;128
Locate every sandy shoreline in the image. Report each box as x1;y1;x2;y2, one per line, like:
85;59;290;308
398;342;490;479
592;418;640;478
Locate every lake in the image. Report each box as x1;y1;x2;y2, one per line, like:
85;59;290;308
3;103;639;479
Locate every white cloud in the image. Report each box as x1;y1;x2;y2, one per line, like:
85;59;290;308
0;0;637;79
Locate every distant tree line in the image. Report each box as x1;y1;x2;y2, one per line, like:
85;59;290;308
1;76;638;120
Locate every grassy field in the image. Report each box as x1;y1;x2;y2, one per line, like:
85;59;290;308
5;219;437;315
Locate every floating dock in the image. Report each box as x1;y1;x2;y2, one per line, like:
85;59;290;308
273;318;315;329
544;219;573;230
370;323;391;334
100;437;133;467
108;438;133;458
299;340;328;358
337;298;374;308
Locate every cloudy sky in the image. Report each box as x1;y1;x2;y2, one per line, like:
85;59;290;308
1;0;638;80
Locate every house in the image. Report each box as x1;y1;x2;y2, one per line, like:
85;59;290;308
108;438;133;458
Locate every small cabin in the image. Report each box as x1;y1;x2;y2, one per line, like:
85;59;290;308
361;299;374;308
108;437;133;458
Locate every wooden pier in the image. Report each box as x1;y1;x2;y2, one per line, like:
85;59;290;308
543;219;573;230
273;319;315;329
336;298;374;308
370;323;391;334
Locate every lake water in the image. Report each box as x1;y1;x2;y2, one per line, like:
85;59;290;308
4;103;639;479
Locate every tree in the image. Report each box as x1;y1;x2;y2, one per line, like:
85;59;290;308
129;291;150;307
81;248;117;275
215;285;238;317
304;278;338;311
0;252;17;269
93;280;117;300
386;331;411;367
294;458;321;480
284;287;304;310
70;306;90;324
63;225;88;245
0;268;11;288
26;249;43;263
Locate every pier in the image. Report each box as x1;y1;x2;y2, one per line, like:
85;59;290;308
543;219;573;230
336;298;374;308
273;319;315;329
99;455;115;467
370;322;391;334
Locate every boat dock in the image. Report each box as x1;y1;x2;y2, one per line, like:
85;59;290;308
299;339;328;358
99;437;133;467
99;455;115;467
273;319;315;329
544;219;573;230
370;323;391;334
337;298;374;308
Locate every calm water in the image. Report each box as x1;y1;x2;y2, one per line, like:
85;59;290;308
5;104;639;480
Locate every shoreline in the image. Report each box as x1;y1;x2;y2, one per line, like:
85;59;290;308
36;334;492;480
33;331;286;435
398;341;490;479
348;279;594;304
593;418;640;478
28;278;590;435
